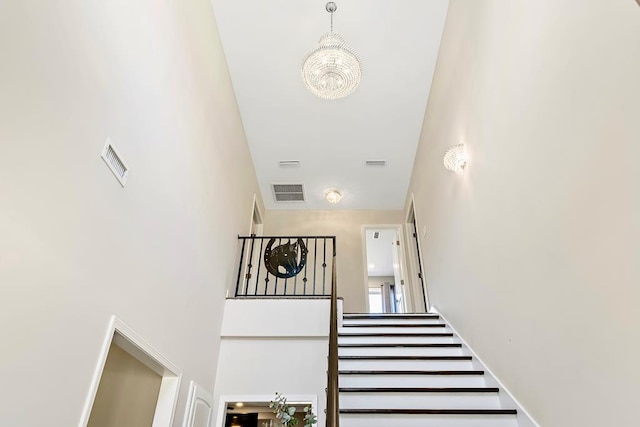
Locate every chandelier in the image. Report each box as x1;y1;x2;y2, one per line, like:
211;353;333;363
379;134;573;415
302;2;362;100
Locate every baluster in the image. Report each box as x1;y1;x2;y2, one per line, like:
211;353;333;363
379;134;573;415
245;237;256;295
303;237;309;295
313;238;318;295
274;238;281;295
235;238;247;296
255;238;264;295
322;237;327;295
283;238;289;295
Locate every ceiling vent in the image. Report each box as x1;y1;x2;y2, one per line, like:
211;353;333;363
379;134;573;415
272;183;305;202
101;138;128;187
373;231;380;239
365;160;386;166
279;160;300;167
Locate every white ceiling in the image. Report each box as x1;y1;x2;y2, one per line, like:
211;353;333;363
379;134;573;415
211;0;449;209
365;228;397;277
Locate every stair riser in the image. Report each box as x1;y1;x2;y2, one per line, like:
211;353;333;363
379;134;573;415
339;360;473;371
339;347;463;357
340;393;501;410
340;414;518;427
339;375;487;388
339;336;456;345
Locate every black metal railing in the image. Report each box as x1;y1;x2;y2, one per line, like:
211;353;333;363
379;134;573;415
235;235;336;297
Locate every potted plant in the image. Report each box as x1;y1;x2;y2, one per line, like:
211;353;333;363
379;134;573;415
269;393;317;427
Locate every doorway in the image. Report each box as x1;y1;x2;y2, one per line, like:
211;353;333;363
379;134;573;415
79;317;182;427
363;226;407;314
87;343;162;427
406;197;430;312
216;396;317;427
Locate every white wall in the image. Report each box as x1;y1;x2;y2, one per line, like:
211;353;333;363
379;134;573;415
263;210;404;312
407;1;640;426
0;1;261;425
214;299;331;427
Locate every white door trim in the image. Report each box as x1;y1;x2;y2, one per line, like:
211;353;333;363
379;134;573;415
405;193;431;312
78;315;182;427
248;194;264;236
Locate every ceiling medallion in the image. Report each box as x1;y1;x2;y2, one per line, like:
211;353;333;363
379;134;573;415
302;2;362;100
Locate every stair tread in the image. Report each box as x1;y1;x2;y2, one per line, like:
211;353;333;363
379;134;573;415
340;387;499;393
342;324;446;328
339;343;462;348
340;409;517;415
340;370;485;375
339;356;471;360
339;332;454;337
343;314;440;319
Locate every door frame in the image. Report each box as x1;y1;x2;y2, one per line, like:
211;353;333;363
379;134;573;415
237;195;264;296
405;194;431;312
360;224;411;314
78;316;182;427
248;194;264;236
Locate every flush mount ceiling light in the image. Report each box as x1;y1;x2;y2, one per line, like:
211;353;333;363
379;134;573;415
325;189;342;204
302;2;362;100
443;144;468;175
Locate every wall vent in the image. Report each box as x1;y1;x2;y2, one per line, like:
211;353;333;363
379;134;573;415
279;160;300;167
101;138;128;187
272;183;305;202
365;160;386;166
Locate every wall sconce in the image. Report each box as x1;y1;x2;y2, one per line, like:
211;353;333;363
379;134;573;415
443;144;467;174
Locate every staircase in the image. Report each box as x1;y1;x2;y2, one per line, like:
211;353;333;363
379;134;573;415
337;313;519;427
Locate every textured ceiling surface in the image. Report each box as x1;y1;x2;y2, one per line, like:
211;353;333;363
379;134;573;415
211;0;449;209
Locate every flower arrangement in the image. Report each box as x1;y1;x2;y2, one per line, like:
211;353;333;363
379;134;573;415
269;393;317;427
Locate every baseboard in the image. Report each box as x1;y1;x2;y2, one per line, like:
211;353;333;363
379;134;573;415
431;306;541;427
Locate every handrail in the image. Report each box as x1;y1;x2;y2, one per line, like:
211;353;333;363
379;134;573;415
326;237;339;427
238;235;337;239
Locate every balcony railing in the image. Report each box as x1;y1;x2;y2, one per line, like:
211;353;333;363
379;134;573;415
235;235;336;297
234;234;339;426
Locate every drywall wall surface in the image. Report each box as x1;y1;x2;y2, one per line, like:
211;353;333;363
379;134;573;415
220;299;332;337
214;339;328;427
406;1;640;425
0;1;261;425
214;299;330;427
87;344;162;427
263;210;404;312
